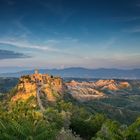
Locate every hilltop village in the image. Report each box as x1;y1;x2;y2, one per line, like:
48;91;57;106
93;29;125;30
12;70;66;102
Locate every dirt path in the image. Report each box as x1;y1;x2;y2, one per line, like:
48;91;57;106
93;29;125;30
36;85;45;112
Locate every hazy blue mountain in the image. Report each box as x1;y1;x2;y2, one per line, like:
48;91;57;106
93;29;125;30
0;67;140;79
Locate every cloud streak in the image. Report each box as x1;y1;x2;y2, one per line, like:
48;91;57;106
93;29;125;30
123;26;140;33
0;40;59;52
111;16;140;22
0;39;85;59
0;49;29;60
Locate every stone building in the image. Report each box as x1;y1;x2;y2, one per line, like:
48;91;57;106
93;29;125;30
12;70;66;102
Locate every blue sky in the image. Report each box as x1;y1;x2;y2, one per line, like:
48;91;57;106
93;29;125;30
0;0;140;70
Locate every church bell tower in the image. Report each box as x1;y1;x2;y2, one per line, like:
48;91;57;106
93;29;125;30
35;69;39;74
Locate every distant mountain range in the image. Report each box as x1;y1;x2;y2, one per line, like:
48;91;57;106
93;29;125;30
0;67;140;79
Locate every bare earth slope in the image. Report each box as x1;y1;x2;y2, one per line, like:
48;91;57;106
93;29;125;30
66;79;131;101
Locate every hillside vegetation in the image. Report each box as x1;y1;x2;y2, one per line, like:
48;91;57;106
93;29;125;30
0;75;140;140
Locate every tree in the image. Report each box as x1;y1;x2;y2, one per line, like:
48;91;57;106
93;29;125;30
70;114;106;140
124;117;140;140
92;120;124;140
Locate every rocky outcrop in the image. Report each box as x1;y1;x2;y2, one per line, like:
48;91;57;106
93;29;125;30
12;72;66;102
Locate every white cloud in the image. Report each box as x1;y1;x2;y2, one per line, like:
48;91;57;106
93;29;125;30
123;26;140;33
0;38;86;60
0;39;59;52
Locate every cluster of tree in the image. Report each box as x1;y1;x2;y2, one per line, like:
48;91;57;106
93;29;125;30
83;95;140;125
0;93;140;140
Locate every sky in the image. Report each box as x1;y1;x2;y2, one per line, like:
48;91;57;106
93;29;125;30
0;0;140;71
